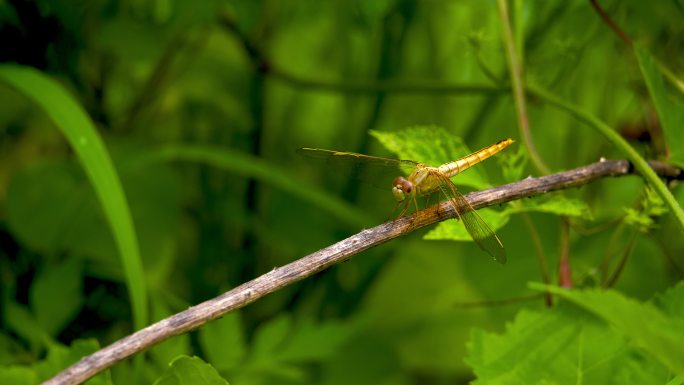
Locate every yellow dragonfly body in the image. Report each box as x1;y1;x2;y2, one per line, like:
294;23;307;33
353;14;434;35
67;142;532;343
298;139;514;263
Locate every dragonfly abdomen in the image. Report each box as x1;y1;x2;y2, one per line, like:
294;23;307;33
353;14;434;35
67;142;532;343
439;138;513;177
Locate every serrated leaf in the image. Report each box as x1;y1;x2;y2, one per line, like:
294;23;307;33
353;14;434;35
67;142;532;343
531;284;684;378
153;356;228;385
198;313;246;371
370;126;493;190
424;208;509;241
635;46;684;166
467;303;671;385
506;196;592;218
30;258;83;336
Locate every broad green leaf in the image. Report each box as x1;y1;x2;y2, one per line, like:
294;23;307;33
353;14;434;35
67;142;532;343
0;65;146;330
635;46;684;167
467;303;671;385
153;356;228;385
655;280;684;318
4;302;53;351
198;313;246;372
371;126;497;190
35;339;109;385
532;284;684;377
0;366;36;385
505;196;592;218
276;319;352;363
424;208;509;241
30;258;83;336
251;315;292;358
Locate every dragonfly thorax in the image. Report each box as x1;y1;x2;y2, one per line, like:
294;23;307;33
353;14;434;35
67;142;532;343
392;176;413;202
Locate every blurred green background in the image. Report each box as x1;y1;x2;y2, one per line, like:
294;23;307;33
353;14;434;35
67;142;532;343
1;0;683;384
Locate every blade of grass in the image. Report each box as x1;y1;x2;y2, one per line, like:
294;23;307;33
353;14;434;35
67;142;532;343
0;65;148;331
140;144;372;228
527;84;684;232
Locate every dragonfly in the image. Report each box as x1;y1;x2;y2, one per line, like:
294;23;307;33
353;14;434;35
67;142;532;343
298;138;514;264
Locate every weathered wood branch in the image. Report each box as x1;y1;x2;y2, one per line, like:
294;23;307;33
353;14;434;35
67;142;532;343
43;159;682;385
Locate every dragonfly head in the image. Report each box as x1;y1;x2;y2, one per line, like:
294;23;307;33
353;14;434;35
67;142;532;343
392;176;413;202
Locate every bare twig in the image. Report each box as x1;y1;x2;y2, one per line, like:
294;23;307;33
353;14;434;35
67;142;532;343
44;159;682;385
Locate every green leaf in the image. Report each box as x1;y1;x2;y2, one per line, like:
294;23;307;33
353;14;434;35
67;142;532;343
4;302;53;351
531;284;684;378
655;280;684;318
251;315;292;358
371;126;496;190
635;46;684;167
276;319;352;363
0;366;37;385
424;208;509;241
198;313;246;372
467;303;671;385
30;258;83;336
35;339;110;385
153;356;228;385
505;196;592;218
0;65;147;330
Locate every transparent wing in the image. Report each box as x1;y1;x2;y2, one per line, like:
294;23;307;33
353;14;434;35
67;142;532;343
297;148;418;188
434;172;506;264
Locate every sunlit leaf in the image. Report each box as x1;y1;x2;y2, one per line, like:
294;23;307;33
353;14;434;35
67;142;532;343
532;284;684;378
425;208;509;241
371;126;495;190
505;196;592;218
467;301;672;385
153;356;228;385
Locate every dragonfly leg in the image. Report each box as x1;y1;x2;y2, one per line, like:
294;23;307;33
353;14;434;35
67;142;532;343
396;200;411;219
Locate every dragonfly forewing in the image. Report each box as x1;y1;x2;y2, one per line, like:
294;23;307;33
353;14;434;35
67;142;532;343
436;174;506;264
297;148;418;188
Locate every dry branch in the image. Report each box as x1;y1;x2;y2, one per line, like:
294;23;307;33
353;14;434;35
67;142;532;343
44;159;681;385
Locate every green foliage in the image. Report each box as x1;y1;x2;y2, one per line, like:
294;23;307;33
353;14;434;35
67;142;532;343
153;356;228;385
468;282;684;384
1;1;684;384
0;65;147;330
635;46;684;167
0;339;110;385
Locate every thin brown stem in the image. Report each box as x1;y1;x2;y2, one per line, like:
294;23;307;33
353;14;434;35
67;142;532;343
558;217;573;288
521;213;553;306
589;0;633;46
44;159;682;385
604;229;639;288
